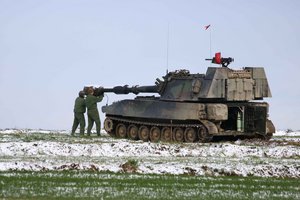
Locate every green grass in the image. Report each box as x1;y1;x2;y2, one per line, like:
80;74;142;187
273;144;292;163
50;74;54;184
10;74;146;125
0;171;299;200
0;132;111;144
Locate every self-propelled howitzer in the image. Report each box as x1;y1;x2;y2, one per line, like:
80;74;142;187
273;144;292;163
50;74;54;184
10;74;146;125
85;55;275;143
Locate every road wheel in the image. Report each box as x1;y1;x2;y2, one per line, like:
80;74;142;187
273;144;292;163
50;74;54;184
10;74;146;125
198;125;213;143
173;127;184;142
116;123;127;138
128;124;139;140
161;127;172;142
138;126;149;142
184;127;197;143
150;126;161;142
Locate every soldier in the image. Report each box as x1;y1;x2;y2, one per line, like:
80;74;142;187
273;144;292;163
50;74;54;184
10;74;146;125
86;88;103;136
71;91;86;136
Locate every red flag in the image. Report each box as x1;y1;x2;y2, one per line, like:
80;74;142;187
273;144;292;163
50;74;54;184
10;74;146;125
204;24;210;30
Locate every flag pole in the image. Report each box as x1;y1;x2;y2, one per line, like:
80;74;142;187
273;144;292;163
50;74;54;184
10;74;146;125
204;24;212;66
204;24;212;59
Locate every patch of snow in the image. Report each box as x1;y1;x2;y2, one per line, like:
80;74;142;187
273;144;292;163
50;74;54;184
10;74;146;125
0;129;299;178
274;130;300;137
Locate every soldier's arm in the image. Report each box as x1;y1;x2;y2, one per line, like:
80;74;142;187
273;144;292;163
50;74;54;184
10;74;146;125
97;95;103;102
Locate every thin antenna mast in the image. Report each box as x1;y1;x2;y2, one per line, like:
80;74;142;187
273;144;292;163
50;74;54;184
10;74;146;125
204;24;212;66
166;23;170;74
209;27;212;59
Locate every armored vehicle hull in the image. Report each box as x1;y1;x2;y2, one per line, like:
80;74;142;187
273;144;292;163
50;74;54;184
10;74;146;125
102;97;275;142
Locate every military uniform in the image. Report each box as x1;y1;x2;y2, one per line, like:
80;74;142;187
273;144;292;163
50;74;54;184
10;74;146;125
86;94;103;136
71;96;86;136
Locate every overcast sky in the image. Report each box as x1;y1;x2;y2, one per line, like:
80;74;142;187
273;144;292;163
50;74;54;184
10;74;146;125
0;0;299;130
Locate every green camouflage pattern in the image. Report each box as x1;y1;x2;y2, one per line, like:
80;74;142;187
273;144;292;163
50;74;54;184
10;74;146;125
102;99;228;122
85;94;103;136
87;109;101;136
86;94;103;110
71;112;85;135
71;97;86;135
73;97;86;113
159;67;271;102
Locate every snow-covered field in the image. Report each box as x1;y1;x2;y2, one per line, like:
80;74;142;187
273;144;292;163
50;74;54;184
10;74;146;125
0;129;299;178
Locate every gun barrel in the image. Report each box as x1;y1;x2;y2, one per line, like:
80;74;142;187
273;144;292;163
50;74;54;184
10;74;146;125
103;85;158;95
84;85;158;96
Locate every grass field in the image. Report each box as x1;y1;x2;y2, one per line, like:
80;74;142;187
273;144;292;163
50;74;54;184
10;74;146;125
1;171;299;200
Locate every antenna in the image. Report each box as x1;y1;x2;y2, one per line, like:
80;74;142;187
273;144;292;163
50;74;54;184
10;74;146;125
204;24;212;64
166;23;170;74
209;27;212;59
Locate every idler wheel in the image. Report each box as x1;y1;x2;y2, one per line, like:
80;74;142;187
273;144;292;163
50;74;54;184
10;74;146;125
116;123;127;138
161;127;172;142
150;126;161;142
173;127;184;142
184;127;197;143
128;124;139;140
104;118;114;133
138;126;149;142
266;119;275;140
198;125;213;143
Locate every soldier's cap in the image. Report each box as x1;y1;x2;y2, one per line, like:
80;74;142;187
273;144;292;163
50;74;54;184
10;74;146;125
87;87;94;95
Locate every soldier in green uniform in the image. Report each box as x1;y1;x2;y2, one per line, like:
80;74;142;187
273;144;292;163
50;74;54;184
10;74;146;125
86;88;103;136
71;91;86;136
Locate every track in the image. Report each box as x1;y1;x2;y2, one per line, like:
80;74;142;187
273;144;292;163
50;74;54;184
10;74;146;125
104;116;271;143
